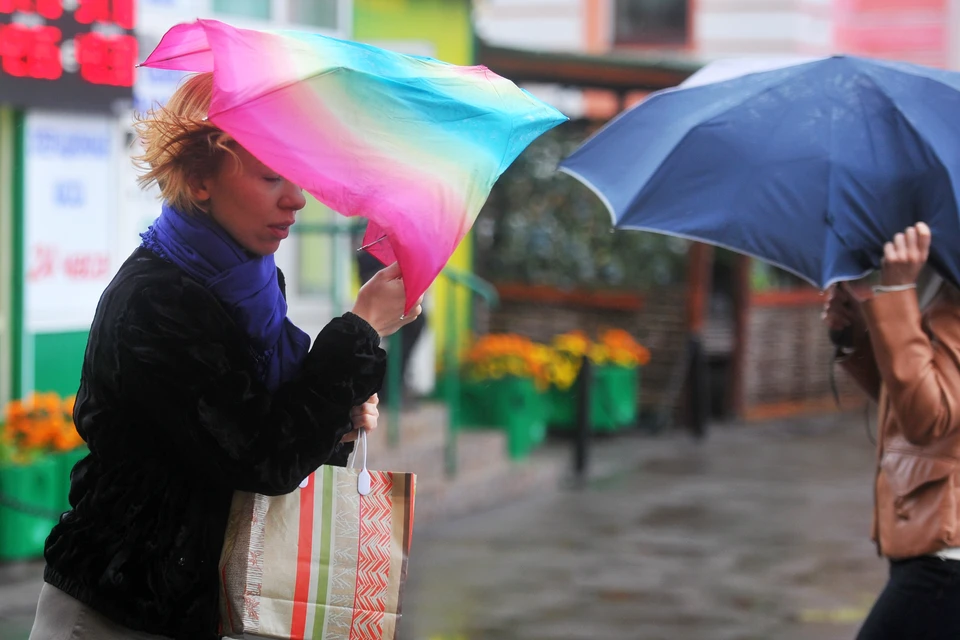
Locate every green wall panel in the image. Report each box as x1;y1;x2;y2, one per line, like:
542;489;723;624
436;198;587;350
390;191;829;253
32;332;87;396
0;108;13;407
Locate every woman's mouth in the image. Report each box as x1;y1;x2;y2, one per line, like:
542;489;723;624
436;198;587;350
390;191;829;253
268;224;291;240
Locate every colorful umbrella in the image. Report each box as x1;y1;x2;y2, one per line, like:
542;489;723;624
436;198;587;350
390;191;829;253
141;19;567;311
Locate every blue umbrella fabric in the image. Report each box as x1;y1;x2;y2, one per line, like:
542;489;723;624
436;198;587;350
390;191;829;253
559;55;960;289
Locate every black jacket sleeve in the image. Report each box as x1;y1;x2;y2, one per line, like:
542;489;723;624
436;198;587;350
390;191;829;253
89;268;384;496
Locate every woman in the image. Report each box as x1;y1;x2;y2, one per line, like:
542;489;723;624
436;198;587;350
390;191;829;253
824;222;960;639
29;73;422;640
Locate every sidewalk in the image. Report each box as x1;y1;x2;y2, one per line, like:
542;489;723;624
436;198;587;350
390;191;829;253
398;411;886;640
0;561;43;640
0;410;886;640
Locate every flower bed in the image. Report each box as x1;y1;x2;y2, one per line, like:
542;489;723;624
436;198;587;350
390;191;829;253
460;329;650;454
546;330;648;431
460;335;550;459
0;393;87;560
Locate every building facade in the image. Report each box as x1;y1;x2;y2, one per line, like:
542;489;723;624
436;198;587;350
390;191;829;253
1;0;477;406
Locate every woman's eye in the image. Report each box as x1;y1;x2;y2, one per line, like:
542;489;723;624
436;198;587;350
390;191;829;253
264;175;282;183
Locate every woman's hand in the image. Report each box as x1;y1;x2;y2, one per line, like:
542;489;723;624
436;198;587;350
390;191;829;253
342;394;379;443
351;262;423;337
822;283;865;335
881;222;932;286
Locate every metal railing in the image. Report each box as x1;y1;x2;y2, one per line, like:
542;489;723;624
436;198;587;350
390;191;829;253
436;266;498;475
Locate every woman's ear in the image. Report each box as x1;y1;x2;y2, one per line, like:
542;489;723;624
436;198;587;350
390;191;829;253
186;173;211;206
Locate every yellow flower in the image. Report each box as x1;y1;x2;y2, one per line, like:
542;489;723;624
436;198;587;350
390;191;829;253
552;331;590;357
464;329;649;391
588;345;609;365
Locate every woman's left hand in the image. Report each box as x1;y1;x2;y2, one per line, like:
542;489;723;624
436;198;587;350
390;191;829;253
342;394;379;443
881;222;932;286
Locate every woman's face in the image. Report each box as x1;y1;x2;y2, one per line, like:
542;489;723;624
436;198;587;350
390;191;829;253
192;145;306;256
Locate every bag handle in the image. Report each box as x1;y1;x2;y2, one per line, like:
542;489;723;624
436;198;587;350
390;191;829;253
355;429;372;496
299;429;372;495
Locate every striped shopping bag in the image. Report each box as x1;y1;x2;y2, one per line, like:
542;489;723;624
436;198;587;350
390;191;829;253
218;433;416;639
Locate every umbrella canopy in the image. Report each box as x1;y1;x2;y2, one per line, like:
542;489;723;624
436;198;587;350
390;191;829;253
141;19;567;310
559;55;960;289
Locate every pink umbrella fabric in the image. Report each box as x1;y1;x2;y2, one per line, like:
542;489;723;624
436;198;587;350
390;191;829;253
141;19;567;311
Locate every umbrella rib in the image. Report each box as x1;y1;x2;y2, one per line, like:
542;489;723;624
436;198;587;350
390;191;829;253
138;47;210;67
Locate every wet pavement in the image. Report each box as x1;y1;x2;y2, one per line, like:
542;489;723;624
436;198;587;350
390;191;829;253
399;411;886;640
1;411;886;640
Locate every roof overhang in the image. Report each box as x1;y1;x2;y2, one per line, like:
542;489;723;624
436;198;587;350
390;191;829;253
477;40;704;92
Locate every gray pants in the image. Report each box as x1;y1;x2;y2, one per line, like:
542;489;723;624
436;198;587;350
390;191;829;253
29;583;173;640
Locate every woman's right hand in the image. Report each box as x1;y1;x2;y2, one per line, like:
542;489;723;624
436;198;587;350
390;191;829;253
822;283;865;336
351;262;423;338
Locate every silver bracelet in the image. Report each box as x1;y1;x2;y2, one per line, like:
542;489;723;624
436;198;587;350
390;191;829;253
872;283;917;294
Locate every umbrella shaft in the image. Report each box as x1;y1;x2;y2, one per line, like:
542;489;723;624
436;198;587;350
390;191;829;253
358;235;388;252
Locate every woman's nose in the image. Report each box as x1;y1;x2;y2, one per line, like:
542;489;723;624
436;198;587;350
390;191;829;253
282;181;307;211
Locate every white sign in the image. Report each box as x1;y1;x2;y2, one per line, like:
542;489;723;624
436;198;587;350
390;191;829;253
133;65;188;114
24;112;117;333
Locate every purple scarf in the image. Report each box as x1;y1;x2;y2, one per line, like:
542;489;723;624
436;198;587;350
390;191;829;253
140;203;311;391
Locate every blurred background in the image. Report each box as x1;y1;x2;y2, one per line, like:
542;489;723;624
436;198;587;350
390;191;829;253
0;1;956;639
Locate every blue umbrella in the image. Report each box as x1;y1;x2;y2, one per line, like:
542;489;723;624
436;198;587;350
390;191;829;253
559;56;960;289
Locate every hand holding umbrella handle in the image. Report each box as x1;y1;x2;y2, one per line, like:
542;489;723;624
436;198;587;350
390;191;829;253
824;283;860;352
880;223;932;287
829;326;855;351
352;262;424;338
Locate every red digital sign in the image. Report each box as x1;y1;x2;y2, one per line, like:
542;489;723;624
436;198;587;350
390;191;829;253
0;0;136;111
0;23;62;79
0;1;62;20
75;0;134;30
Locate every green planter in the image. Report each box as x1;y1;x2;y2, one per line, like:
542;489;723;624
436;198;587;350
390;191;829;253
548;365;640;432
547;385;577;427
593;365;640;431
0;456;60;561
460;377;547;460
53;447;88;513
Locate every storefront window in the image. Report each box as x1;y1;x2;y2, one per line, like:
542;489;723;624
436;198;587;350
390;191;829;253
213;0;271;20
613;0;688;47
288;1;338;29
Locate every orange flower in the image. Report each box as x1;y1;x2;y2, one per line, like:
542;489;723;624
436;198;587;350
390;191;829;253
4;399;28;425
1;391;83;456
62;395;76;418
464;333;553;389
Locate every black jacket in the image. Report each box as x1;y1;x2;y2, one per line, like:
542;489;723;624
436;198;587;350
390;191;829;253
42;247;385;639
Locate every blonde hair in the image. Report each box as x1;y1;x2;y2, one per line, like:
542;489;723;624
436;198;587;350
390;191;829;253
132;73;238;214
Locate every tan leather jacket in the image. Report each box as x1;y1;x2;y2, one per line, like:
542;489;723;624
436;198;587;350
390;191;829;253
840;288;960;559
